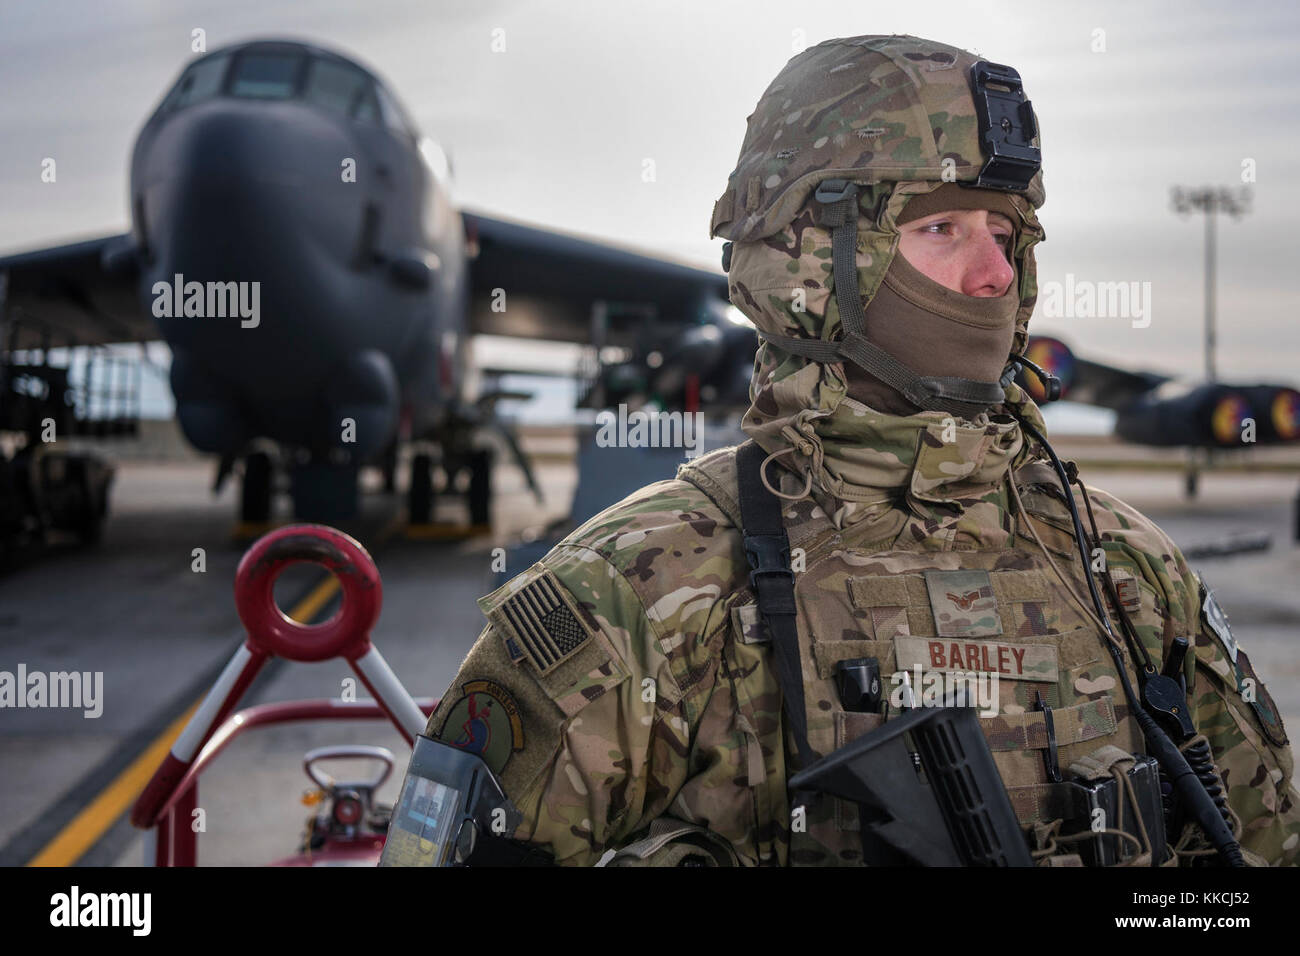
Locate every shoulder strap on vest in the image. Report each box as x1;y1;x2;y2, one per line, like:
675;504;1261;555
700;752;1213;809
734;440;820;773
678;442;820;774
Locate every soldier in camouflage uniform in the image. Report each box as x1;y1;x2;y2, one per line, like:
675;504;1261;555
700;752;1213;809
424;34;1299;866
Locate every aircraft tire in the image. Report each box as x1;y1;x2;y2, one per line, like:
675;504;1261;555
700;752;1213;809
73;457;110;545
410;452;434;524
242;451;273;523
382;442;398;494
468;448;492;527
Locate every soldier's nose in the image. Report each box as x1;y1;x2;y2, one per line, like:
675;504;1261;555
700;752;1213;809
962;230;1016;297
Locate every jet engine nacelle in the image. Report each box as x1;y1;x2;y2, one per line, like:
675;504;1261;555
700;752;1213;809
1115;383;1255;448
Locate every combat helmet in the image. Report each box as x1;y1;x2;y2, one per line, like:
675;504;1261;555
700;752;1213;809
711;34;1048;420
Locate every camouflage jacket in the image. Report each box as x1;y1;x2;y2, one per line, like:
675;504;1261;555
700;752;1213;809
424;420;1299;867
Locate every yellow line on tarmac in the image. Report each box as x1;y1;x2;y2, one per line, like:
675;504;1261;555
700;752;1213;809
289;574;341;624
26;701;201;867
25;576;340;867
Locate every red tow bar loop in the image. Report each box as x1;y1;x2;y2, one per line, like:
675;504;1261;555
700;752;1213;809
132;524;428;844
234;524;382;663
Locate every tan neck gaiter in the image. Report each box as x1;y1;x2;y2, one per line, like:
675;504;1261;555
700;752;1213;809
844;187;1022;416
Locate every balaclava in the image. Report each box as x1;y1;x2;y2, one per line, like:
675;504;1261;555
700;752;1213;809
846;182;1023;415
708;35;1051;520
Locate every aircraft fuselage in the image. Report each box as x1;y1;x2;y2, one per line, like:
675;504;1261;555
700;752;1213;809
131;40;467;475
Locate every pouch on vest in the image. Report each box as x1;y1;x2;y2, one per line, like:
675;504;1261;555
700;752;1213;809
1040;744;1167;867
605;817;741;867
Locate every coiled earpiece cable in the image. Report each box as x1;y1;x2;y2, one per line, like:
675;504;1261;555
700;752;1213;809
1005;355;1244;867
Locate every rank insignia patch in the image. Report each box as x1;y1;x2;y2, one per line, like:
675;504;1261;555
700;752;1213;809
438;679;525;774
1108;568;1143;614
495;570;596;675
924;569;1002;637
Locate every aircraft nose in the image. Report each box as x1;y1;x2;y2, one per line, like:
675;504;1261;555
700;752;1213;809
143;99;350;189
135;100;371;290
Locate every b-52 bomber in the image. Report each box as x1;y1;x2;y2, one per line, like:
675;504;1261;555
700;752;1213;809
0;38;730;549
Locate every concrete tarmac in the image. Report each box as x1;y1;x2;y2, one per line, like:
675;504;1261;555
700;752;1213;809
0;440;1295;867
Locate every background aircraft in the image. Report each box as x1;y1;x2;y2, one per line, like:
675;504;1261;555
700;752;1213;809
0;37;730;544
569;318;1300;500
1015;334;1300;494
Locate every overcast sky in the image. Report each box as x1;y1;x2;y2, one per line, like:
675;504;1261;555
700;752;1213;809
1;0;1297;383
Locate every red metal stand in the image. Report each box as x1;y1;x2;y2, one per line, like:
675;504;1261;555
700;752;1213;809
130;524;434;866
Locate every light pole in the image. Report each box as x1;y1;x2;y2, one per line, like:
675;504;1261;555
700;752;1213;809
1170;186;1251;383
1169;186;1251;498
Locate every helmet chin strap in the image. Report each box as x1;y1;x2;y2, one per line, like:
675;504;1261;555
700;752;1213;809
755;179;1011;419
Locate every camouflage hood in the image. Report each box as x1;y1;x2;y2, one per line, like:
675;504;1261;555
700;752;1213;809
710;36;1049;513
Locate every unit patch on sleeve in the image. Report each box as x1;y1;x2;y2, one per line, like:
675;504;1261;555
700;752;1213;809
1235;650;1288;748
1197;575;1286;748
437;679;525;775
493;569;598;675
924;569;1002;637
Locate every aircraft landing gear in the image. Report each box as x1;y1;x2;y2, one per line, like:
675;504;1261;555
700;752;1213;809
70;454;112;545
406;446;491;531
1183;448;1201;500
468;447;493;528
381;442;398;494
242;451;273;524
408;451;435;525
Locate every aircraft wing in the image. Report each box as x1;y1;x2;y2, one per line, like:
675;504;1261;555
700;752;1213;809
1022;335;1170;411
462;210;729;347
1066;357;1169;410
0;234;154;349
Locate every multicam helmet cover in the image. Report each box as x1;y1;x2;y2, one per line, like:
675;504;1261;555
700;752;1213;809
710;35;1048;418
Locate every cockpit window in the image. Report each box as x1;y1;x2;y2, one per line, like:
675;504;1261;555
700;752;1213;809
375;84;415;138
156;47;409;130
304;58;380;121
163;54;229;111
352;90;380;124
229;52;303;99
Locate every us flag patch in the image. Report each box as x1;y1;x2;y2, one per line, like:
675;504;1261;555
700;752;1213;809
497;571;595;675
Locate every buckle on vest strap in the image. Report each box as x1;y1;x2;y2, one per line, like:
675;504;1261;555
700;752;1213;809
743;533;794;594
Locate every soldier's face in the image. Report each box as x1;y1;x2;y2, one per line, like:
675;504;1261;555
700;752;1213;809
896;209;1016;298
